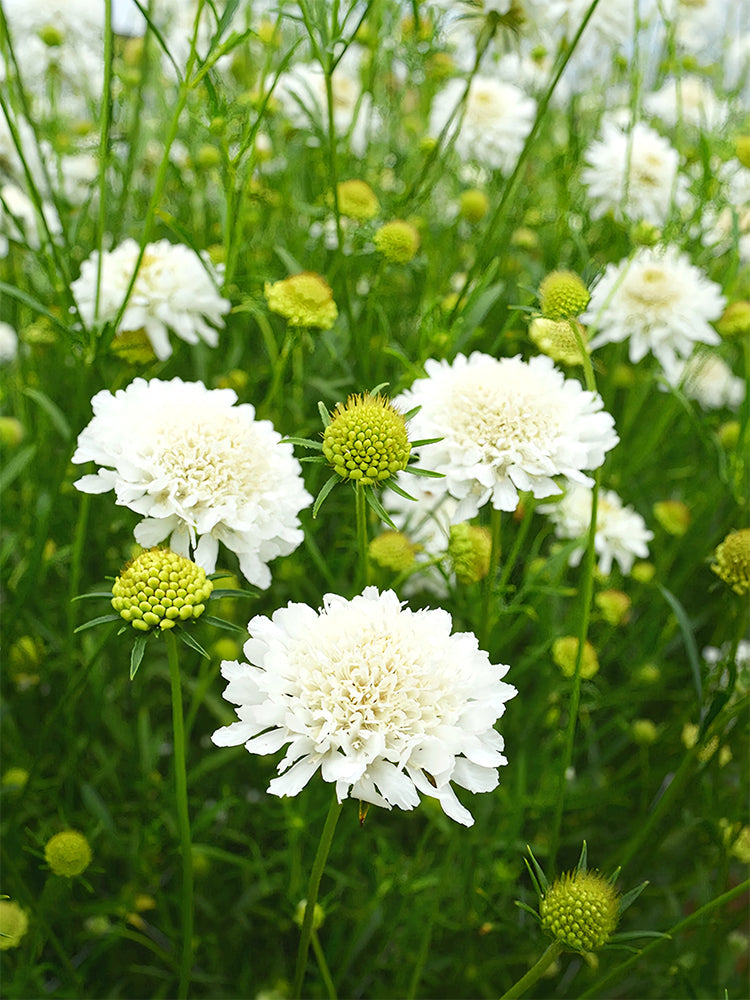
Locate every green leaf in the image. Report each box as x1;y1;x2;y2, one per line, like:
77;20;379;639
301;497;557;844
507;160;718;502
617;880;649;916
312;473;340;519
402;405;422;421
525;846;549;895
318;400;332;427
199;615;247;633
368;382;389;396
130;634;148;680
0;281;71;332
0;444;36;494
74;614;122;633
383;479;417;502
514;900;542;922
209;588;258;600
178;628;211;660
282;436;323;450
576;840;588;873
363;486;398;531
71;591;114;602
410;436;443;447
657;584;702;703
406;466;444;478
274;244;305;276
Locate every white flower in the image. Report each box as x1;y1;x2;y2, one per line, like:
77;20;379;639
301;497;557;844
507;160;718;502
393;353;619;522
0;321;19;363
0;183;61;254
585;246;725;377
670;351;746;410
581;120;689;226
428;76;536;174
645;76;729;132
72;378;312;588
71;239;231;361
539;484;654;575
212;587;517;826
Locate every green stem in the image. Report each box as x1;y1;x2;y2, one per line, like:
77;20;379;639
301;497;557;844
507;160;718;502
499;940;564;1000
292;794;343;1000
165;630;194;999
311;928;337;1000
355;483;370;591
480;507;503;648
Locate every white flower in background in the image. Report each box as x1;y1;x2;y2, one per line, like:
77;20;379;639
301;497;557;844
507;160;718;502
581;119;688;226
539;484;654;575
0;184;61;255
669;351;746;410
428;76;536;174
393;353;618;522
700;163;750;262
644;76;729;131
0;322;19;363
212;587;517;826
72;378;312;588
585;246;725;377
71;239;230;361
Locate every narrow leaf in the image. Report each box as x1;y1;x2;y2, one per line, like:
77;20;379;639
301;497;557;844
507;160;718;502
368;382;389;396
178;628;211;659
657;584;702;703
406;466;445;478
363;487;398;531
525;846;549;894
130;634;148;680
576;840;588;873
282;436;323;450
318;400;332;427
74;614;122;633
312;473;340;518
0;444;36;494
410;436;443;447
383;479;417;502
209;588;258;600
617;881;649;916
199;615;247;633
71;591;114;602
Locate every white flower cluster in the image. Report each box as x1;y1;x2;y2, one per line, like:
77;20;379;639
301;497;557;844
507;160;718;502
212;587;517;826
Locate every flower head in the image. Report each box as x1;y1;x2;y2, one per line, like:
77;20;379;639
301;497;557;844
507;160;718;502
540;484;653;576
322;394;411;485
112;548;213;632
448;523;492;584
716;301;750;339
540;869;619;951
373;220;420;264
552;636;599;679
71;239;230;362
538;270;590;320
711;528;750;595
212;587;516;826
584;246;725;377
264;272;338;329
369;531;419;572
459;188;490;223
44;830;92;877
529;316;587;366
0;900;29;950
336;179;379;221
72;378;311;588
394;353;618;522
671;352;745;410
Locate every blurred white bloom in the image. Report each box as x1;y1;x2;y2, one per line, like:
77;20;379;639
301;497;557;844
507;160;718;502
0;183;61;255
212;587;516;826
428;76;536;173
539;484;654;575
645;76;729;131
581;120;689;225
585;246;725;377
72;378;312;588
71;239;230;361
0;322;19;363
670;351;746;409
700;163;750;262
393;353;619;522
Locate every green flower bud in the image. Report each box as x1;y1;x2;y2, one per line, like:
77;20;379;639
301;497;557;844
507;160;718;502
369;531;419;572
631;719;658;745
294;899;325;930
711;528;750;595
44;830;92;878
552;636;599;679
538;270;590;320
322;394;411;485
459;189;490;223
373;220;420;263
0;900;29;950
653;500;690;536
448;523;492;584
112;548;213;631
335;179;380;221
528;316;587;366
264;272;338;329
540;870;620;952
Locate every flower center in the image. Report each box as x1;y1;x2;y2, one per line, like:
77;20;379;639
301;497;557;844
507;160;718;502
624;266;677;307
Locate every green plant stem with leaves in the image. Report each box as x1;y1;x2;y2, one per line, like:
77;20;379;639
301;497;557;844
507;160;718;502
499;940;564;1000
165;630;195;1000
356;482;370;592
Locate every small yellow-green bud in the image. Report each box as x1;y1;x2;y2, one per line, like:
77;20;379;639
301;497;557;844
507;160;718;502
540;870;620;952
631;561;655;584
111;547;213;631
717;420;740;449
653;499;690;536
38;24;64;46
264;272;338;329
44;830;92;877
636;662;661;684
322;394;411;485
8;635;42;672
730;825;750;863
716;300;750;339
294;899;325;930
552;636;599;679
2;767;29;792
369;531;419;572
528;316;587;366
194;144;222;170
448;523;492;584
214;368;249;393
212;637;242;662
630;220;662;247
711;528;750;595
538;270;590;320
459;188;490;223
681;722;720;761
110;328;158;366
0;417;24;447
631;719;658;745
373;220;420;263
510;226;540;252
736;136;750;169
595;588;631;626
0;900;29;950
335;179;380;221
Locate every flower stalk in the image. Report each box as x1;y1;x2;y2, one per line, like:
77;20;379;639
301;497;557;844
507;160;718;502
499;940;564;1000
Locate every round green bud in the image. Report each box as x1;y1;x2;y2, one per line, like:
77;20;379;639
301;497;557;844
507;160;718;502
459;189;490;223
2;767;29;792
112;548;213;631
448;523;492;584
528;316;587;366
0;900;29;950
322;394;411;486
336;179;380;221
0;417;25;447
294;899;325;931
716;300;750;339
652;500;690;537
735;136;750;170
44;830;92;878
594;588;631;626
369;531;419;572
373;220;420;264
538;270;590;320
632;719;658;745
264;272;338;329
711;528;750;596
540;870;620;952
552;636;599;679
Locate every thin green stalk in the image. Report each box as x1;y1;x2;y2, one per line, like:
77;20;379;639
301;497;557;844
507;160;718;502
495;499;536;595
355;483;370;591
94;0;114;329
293;794;343;1000
480;507;503;648
311;928;337;1000
165;630;194;1000
499;940;564;1000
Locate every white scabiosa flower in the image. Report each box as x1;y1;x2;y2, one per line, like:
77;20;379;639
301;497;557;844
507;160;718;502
581;120;688;226
393;353;618;522
71;239;230;361
585;246;725;377
72;378;312;588
0;321;18;363
428;76;536;174
539;484;654;576
644;75;729;132
670;351;746;410
212;587;517;826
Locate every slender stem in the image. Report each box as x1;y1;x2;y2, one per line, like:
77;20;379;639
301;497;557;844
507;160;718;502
94;0;114;327
165;630;194;1000
499;940;564;1000
480;507;502;648
311;928;337;1000
355;483;370;592
293;794;343;999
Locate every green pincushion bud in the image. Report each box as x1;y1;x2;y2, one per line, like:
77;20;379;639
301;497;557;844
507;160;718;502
322;394;411;485
540;870;620;952
711;528;750;596
369;531;419;572
112;548;213;631
448;523;492;584
0;900;29;950
44;830;92;878
716;300;750;339
373;220;420;263
538;270;590;320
